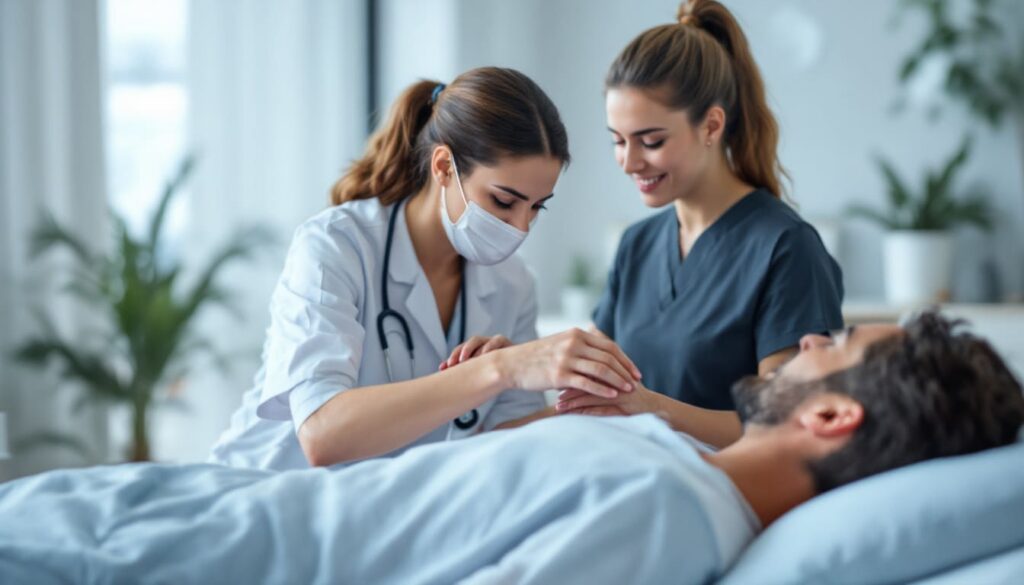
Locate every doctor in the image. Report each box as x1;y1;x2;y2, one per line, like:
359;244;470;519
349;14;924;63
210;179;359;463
210;67;641;470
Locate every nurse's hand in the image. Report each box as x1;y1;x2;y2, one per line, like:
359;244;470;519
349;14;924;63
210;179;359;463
439;335;513;371
554;381;660;415
494;328;642;399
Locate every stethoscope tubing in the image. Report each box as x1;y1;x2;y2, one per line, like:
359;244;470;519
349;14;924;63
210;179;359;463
377;198;477;430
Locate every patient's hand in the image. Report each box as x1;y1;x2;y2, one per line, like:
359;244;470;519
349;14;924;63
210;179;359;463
439;335;513;370
557;404;629;417
555;381;659;416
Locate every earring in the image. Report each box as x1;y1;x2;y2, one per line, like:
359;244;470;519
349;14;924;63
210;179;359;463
705;140;712;147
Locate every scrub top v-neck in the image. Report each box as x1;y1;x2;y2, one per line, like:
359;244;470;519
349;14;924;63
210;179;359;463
592;189;843;410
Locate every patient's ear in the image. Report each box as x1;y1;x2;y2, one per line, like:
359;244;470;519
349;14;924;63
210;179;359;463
796;393;863;439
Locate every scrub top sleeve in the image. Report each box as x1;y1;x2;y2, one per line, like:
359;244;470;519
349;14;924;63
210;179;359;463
484;269;546;430
256;222;366;431
754;224;844;362
591;243;623;338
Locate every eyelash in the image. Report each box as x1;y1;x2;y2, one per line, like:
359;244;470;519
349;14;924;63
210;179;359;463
612;139;665;149
491;195;548;212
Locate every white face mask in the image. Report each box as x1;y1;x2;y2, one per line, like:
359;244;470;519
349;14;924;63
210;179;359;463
440;154;528;265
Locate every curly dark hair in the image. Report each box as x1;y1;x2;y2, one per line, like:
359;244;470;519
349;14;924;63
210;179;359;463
807;310;1024;492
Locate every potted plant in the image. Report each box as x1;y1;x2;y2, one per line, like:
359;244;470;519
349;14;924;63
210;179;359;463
894;0;1023;302
848;136;992;303
561;255;598;321
14;156;272;462
895;0;1024;128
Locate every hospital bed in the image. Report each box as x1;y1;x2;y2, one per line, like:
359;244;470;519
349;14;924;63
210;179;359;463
0;428;1021;583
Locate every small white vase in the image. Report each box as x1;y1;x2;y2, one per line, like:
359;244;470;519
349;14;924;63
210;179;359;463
883;230;953;304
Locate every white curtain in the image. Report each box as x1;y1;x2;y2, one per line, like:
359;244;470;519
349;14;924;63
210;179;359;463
0;0;109;480
154;0;369;461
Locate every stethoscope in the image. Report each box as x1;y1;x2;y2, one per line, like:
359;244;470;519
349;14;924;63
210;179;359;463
376;198;479;431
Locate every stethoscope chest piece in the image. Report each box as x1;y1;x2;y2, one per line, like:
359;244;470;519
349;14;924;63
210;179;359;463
454;409;479;430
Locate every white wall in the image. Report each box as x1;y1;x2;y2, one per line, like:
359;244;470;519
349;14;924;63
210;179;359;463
380;0;1024;312
378;0;459;109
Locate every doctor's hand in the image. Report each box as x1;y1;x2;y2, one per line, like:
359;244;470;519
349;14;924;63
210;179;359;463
554;380;660;416
440;335;513;371
492;328;642;399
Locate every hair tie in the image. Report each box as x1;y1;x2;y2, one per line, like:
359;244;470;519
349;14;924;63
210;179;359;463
678;2;696;26
431;83;446;104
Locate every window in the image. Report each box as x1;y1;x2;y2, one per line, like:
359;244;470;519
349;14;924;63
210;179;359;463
104;0;188;238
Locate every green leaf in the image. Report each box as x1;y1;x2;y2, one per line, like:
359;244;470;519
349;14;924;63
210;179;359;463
148;153;197;254
938;137;970;189
13;337;130;401
29;211;96;264
12;431;95;461
875;156;913;211
899;53;922;83
952;194;994;231
179;226;276;326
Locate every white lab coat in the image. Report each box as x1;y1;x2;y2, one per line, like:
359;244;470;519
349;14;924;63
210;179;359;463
209;198;546;471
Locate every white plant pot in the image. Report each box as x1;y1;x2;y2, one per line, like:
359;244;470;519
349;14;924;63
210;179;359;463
883;231;953;304
561;287;596;322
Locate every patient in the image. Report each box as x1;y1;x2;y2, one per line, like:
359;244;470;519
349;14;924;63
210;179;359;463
0;311;1021;584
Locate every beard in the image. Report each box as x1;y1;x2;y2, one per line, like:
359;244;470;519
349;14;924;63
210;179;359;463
731;374;826;426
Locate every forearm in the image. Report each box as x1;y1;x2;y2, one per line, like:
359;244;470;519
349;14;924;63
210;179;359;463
298;354;507;466
648;393;742;449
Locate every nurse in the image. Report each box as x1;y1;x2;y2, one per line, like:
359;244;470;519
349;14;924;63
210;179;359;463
554;0;844;447
210;67;641;470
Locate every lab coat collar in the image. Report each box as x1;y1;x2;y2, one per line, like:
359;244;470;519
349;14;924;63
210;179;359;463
386;202;420;286
387;201;498;359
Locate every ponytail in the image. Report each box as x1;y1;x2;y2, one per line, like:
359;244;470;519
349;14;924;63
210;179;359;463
331;67;570;207
331;80;437;206
608;0;788;199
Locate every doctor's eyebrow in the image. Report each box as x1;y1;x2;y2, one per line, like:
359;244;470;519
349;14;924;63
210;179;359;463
606;126;667;137
493;185;555;202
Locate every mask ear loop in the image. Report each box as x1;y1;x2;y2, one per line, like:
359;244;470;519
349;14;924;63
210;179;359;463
448;150;470;207
439;148;464;224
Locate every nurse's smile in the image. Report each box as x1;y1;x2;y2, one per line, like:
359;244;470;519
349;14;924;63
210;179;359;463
635;173;666;193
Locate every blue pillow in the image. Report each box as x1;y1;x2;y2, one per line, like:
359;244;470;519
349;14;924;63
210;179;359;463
720;439;1024;584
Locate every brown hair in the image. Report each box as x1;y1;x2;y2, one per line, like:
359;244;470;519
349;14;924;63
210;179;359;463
331;67;570;206
735;311;1024;494
605;0;787;198
807;311;1024;493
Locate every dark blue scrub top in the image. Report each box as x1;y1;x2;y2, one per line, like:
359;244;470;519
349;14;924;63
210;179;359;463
592;189;844;410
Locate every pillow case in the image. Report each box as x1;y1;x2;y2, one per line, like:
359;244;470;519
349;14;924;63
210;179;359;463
720;439;1024;584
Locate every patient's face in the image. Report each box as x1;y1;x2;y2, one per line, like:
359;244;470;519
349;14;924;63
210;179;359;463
776;324;902;383
732;323;902;425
